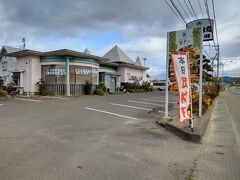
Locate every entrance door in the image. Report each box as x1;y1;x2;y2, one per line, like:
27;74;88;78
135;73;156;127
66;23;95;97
110;77;116;92
12;72;20;86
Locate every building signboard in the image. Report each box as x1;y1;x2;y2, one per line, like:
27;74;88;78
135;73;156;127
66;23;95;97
186;19;214;41
46;68;66;76
75;68;92;75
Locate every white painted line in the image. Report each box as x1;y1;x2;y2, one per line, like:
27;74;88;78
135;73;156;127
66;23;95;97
111;103;151;111
14;98;42;103
141;98;176;103
158;111;164;113
0;104;3;106
41;96;69;100
85;107;138;120
141;98;165;102
128;100;161;106
150;97;177;100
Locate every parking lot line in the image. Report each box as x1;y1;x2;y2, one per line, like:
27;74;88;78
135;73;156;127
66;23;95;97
40;96;69;100
141;98;176;103
14;98;42;103
111;103;151;111
85;107;138;120
128;100;161;106
0;104;3;106
141;98;165;102
150;97;177;100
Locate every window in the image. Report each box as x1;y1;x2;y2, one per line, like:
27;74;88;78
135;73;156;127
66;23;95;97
2;62;7;71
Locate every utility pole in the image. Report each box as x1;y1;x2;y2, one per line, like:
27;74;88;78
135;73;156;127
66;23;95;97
143;58;147;67
215;45;220;81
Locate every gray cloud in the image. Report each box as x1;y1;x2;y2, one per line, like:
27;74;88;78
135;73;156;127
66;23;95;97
0;0;181;40
0;0;240;69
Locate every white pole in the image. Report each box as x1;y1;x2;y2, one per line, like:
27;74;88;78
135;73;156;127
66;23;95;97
199;31;203;117
66;57;70;96
164;32;170;118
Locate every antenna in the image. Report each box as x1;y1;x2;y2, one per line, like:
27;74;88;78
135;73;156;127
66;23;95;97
22;37;26;50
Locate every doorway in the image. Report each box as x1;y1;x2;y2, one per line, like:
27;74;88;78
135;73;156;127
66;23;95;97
110;77;116;92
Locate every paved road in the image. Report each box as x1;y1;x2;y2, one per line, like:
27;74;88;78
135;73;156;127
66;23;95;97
0;91;201;180
196;90;240;180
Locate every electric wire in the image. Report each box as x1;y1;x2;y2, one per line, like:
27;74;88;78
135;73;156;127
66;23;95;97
211;0;219;45
163;0;186;26
169;0;188;25
187;0;198;20
176;0;191;23
183;0;196;20
197;0;205;18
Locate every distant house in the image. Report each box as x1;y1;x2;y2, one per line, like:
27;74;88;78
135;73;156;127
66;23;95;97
0;46;20;85
103;45;149;86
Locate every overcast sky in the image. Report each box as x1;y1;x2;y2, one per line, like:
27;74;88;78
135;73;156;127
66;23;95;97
0;0;239;78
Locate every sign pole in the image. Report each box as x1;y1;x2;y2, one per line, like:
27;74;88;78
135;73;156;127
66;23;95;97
66;57;70;96
199;33;203;117
164;32;169;118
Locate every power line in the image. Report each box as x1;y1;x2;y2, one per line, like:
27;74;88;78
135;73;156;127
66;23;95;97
204;0;211;19
169;0;188;25
197;0;205;18
163;0;186;26
203;47;211;59
187;0;198;20
183;0;196;20
204;0;216;48
211;0;219;45
176;0;191;23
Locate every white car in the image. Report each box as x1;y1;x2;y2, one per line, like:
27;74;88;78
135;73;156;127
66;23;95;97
152;82;166;91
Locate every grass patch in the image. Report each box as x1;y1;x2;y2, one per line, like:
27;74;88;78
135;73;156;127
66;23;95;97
185;160;197;180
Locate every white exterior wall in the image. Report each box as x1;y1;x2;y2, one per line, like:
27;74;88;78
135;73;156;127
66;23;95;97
117;67;125;83
98;67;117;74
117;66;147;85
0;56;17;85
31;56;41;92
16;56;41;93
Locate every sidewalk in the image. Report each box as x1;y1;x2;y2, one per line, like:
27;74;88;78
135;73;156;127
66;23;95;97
195;92;240;180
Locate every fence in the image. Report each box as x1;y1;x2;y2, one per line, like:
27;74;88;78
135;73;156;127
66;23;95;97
43;84;96;96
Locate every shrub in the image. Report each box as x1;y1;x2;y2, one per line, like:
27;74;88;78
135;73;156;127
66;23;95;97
135;88;145;92
84;81;92;95
95;89;104;96
36;79;46;96
96;81;107;93
142;81;152;91
0;88;8;97
128;89;135;93
122;83;139;91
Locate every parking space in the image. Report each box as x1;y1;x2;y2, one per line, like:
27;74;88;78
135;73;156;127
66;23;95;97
0;92;200;180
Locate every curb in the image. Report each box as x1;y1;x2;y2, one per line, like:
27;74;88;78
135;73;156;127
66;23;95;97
162;97;218;143
165;122;201;143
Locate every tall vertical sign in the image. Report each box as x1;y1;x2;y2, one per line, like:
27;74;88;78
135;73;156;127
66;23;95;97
170;53;191;123
165;28;202;121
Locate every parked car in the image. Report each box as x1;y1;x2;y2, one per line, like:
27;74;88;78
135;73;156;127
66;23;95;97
152;82;166;91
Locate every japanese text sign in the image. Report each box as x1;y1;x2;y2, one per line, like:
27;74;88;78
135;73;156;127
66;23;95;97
171;53;191;123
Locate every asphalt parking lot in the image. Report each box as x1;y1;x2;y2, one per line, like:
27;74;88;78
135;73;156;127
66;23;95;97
0;91;201;180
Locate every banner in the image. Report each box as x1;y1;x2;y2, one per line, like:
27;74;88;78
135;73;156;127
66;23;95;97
171;53;191;123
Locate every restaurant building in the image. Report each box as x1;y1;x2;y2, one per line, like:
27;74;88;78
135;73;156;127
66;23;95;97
7;46;149;96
